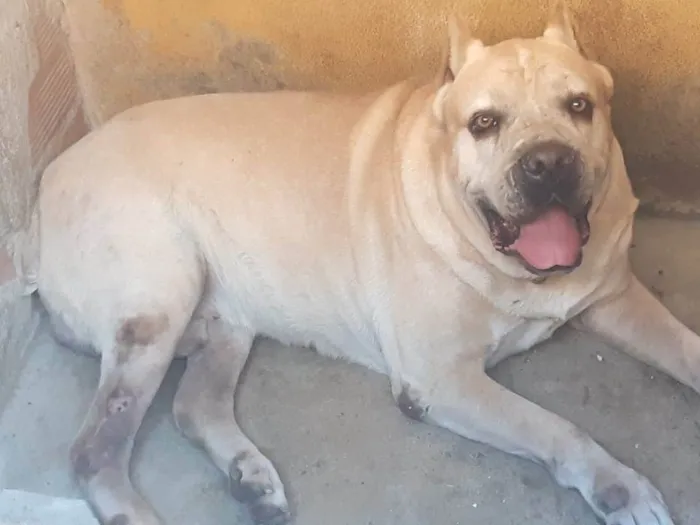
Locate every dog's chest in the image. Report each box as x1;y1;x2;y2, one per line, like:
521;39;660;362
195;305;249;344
484;314;566;367
481;280;599;367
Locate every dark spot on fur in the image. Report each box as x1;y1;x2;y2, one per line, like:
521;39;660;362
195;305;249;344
397;386;427;422
107;514;130;525
70;448;95;479
70;388;135;480
594;483;630;515
107;388;134;415
116;313;169;348
250;501;291;525
229;452;272;502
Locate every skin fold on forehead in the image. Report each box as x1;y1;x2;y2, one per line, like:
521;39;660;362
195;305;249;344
450;41;605;116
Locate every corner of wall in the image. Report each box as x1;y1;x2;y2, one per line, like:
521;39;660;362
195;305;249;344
0;0;88;414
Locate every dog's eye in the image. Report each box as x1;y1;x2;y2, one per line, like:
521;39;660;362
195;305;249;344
569;98;588;113
567;96;594;119
469;112;500;136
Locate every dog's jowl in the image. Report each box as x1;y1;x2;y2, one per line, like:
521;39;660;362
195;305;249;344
16;2;694;525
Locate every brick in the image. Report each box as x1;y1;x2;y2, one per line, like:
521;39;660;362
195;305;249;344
0;249;15;285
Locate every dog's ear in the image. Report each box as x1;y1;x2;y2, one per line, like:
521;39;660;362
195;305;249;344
433;15;484;124
440;14;485;84
542;1;582;54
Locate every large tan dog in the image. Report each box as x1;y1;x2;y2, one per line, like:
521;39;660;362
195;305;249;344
16;3;695;525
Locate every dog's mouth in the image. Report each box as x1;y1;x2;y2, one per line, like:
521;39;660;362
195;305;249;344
480;200;591;276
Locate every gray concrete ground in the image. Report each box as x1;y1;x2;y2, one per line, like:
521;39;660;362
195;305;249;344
1;216;700;525
0;490;98;524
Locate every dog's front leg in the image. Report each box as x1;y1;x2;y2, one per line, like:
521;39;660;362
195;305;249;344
398;363;673;524
577;273;700;393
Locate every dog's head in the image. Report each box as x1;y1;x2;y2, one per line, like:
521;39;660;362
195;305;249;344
432;3;615;277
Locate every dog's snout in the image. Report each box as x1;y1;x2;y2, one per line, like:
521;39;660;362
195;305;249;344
513;141;582;209
518;141;578;181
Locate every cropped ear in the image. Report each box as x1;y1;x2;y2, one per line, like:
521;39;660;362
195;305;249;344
433;15;485;125
594;63;615;102
440;14;485;84
542;0;582;54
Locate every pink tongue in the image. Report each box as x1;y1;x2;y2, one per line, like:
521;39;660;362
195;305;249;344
512;207;581;270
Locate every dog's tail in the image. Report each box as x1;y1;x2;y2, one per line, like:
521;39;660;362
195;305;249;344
6;205;40;296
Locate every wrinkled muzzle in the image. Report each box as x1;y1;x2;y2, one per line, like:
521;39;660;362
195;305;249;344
480;140;592;275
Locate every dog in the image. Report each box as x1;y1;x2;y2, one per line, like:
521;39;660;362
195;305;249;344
14;3;691;524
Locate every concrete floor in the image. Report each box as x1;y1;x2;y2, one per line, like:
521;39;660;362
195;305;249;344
1;216;700;525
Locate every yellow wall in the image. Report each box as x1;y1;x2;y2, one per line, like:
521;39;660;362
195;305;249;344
65;0;700;211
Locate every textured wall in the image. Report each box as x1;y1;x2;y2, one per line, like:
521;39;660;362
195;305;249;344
0;0;86;413
65;0;700;211
0;0;41;413
0;0;695;409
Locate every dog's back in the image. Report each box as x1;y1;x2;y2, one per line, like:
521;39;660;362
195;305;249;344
35;90;395;366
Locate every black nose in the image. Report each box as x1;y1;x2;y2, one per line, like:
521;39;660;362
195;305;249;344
514;141;582;209
518;141;578;182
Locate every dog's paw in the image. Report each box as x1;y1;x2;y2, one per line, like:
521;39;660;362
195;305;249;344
249;500;292;525
589;466;674;525
229;451;291;525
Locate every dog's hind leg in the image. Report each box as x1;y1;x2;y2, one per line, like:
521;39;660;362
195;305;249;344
173;313;290;525
70;313;186;525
